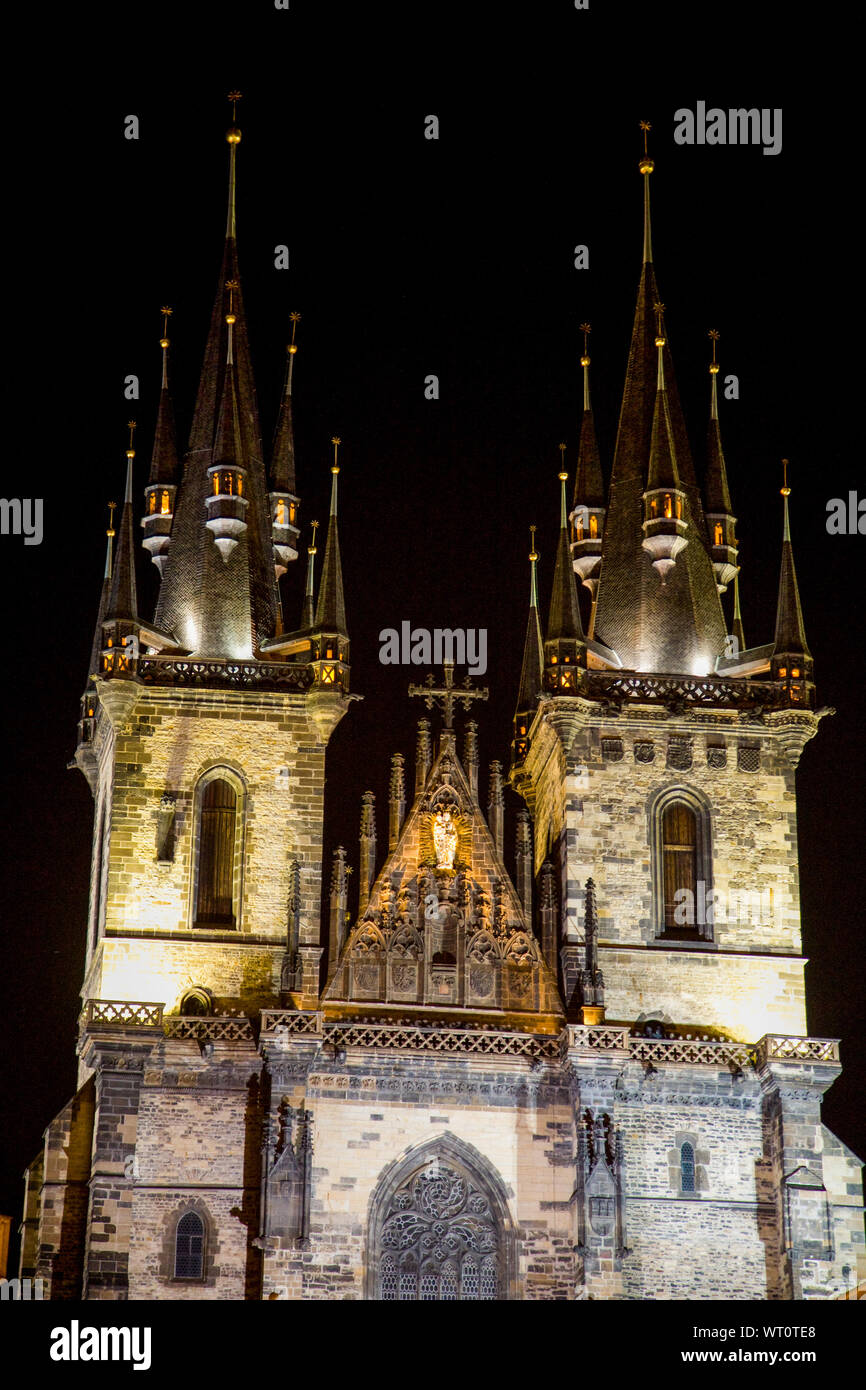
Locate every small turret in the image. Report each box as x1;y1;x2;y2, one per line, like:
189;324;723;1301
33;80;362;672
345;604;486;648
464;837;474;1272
512;527;543;765
309;438;350;693
770;461;814;701
703;329;739;592
205;279;249;562
640;303;688;581
269;311;302;578
570;324;606;630
101;425;141;677
544;450;586;691
141;308;179;574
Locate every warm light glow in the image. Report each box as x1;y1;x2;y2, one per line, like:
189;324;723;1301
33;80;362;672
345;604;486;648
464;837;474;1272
289;502;297;523
148;491;157;515
664;494;672;518
576;517;584;541
321;665;335;684
791;668;800;678
276;499;286;525
160;490;171;515
714;522;723;545
778;667;787;678
589;514;598;539
691;657;711;677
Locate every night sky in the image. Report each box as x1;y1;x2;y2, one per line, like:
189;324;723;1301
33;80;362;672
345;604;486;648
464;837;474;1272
2;6;863;1270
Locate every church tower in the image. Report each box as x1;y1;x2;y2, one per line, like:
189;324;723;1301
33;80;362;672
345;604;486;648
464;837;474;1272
19;112;862;1304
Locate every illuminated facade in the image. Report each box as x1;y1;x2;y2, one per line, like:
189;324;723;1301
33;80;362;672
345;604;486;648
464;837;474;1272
19;115;863;1302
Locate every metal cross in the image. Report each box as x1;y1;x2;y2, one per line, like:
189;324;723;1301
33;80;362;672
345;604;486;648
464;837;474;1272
408;660;488;731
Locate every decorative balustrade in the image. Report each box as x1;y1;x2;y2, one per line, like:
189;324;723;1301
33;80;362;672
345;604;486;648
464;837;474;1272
164;1016;254;1042
85;1000;164;1029
321;1021;563;1060
750;1035;840;1068
584;670;813;712
260;1010;323;1036
80;1003;840;1073
138;657;313;692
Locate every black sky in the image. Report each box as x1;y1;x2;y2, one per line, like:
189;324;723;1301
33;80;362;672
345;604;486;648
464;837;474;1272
1;5;863;1265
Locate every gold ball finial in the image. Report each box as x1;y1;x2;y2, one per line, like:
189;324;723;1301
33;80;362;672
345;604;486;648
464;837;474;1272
708;327;720;373
288;310;301;353
580;321;591;367
160;306;173;349
126;420;136;457
529;523;538;563
331;436;341;473
558;444;567;480
639;120;654;175
781;458;791;497
107;500;116;539
227;90;242;142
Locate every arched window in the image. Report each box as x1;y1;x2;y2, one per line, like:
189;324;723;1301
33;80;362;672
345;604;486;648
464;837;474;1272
589;513;598;539
680;1142;696;1194
713;521;724;546
651;789;713;941
195;777;238;926
371;1149;508;1301
174;1212;205;1279
662;801;697;931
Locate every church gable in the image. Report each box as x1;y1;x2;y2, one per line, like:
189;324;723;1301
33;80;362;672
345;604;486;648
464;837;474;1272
324;733;562;1024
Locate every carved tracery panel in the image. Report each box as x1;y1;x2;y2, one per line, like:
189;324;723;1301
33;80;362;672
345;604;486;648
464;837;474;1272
378;1159;501;1301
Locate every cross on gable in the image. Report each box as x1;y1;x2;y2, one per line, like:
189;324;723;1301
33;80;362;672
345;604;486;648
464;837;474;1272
408;660;488;731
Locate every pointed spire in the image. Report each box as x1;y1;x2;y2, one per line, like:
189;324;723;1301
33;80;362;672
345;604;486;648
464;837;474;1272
580;877;605;1023
154;97;277;657
546;451;585;645
359;792;377;916
86;503;116;684
302;519;319;629
704;329;739;593
646;304;679;492
772;461;813;682
271;312;300;495
148;307;179;487
388;754;406;850
513;527;543;761
105;423;139;623
313;438;347;634
573;324;605;509
594;135;726;673
731;571;746;654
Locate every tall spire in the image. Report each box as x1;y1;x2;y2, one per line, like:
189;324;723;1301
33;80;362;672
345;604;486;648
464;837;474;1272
571;322;606;633
86;503;116;685
314;438;347;634
592;129;726;674
153;94;277;658
771;461;813;689
731;570;746;654
512;527;543;765
142;308;179;575
544;450;585;691
302;519;319;629
105;423;139;624
703;329;739;593
270;312;302;580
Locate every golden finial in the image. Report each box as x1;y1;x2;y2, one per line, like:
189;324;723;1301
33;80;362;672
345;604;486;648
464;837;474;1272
160;305;173;349
227;90;242;143
126;420;136;458
781;458;791;498
309;519;319;554
225;279;239;325
558;442;567;481
331;437;341;473
708;328;720;375
529;523;538;563
579;321;591;368
639;119;654;175
107;500;116;540
288;311;301;354
654;301;666;348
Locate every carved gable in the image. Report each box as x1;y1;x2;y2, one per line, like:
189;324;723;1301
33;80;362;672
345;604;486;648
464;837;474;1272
324;735;562;1024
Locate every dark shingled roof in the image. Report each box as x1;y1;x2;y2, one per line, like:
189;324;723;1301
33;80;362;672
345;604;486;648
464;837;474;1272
153;233;277;658
773;500;812;659
314;473;347;636
573;406;605;509
270;351;297;495
87;534;113;684
592;238;727;674
148;382;179;487
515;556;543;716
704;380;733;516
546;502;584;643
